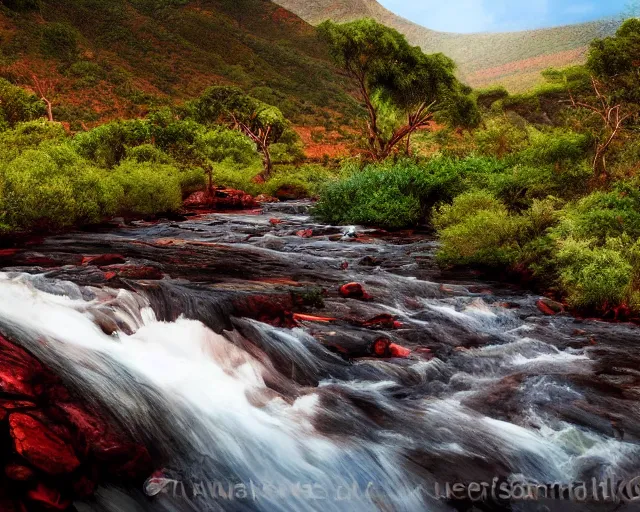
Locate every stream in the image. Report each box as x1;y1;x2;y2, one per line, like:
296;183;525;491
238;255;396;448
0;202;639;512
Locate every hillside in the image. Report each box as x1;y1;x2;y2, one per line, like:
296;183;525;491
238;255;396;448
0;0;359;127
273;0;621;91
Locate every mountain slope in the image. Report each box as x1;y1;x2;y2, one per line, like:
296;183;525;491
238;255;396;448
273;0;620;91
0;0;359;127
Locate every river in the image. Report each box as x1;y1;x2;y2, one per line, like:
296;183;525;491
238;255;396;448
0;202;638;512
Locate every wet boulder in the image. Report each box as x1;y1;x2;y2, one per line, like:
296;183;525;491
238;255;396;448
537;298;565;316
81;254;126;267
339;282;372;300
9;413;81;475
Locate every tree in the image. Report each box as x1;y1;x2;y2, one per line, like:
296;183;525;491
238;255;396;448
319;19;478;161
189;86;286;179
587;18;640;109
567;77;633;179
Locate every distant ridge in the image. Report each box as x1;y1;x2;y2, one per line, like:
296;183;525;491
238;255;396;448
273;0;621;91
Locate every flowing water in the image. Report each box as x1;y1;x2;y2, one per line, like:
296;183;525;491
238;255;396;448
0;202;639;512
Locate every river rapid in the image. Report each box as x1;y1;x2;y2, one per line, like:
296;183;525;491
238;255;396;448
0;202;639;512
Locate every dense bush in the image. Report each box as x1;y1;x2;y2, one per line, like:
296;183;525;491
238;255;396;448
314;159;468;229
556;238;633;310
0;79;46;129
40;23;80;62
110;160;182;216
73;120;151;168
433;191;529;266
0;146;122;231
0;121;66;162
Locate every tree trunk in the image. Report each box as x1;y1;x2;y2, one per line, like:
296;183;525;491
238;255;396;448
261;146;273;180
44;99;54;122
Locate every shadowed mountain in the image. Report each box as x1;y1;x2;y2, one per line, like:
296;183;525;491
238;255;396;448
273;0;621;91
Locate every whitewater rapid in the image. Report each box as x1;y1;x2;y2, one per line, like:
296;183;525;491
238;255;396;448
0;204;638;511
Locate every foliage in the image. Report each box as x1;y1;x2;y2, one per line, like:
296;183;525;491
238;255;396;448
0;146;123;231
319;19;478;160
556;238;633;310
0;121;66;162
73;120;151;168
587;18;640;108
109;160;182;216
188;86;289;176
0;79;46;128
314;158;469;228
40;22;80;62
433;191;531;266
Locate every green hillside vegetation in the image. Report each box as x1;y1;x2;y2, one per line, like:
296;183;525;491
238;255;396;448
0;0;359;126
274;0;620;91
316;18;640;319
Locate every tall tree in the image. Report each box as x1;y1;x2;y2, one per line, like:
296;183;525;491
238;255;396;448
189;86;286;179
319;19;478;160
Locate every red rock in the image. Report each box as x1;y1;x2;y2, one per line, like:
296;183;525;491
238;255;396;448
9;413;81;475
5;463;35;482
292;313;337;323
72;475;97;498
102;265;163;280
339;282;372;300
0;357;39;398
296;229;313;238
370;338;410;358
0;248;19;258
27;483;71;511
372;338;390;357
388;343;411;358
82;254;126;266
56;402;122;459
103;271;117;281
106;444;153;480
537;298;564;316
0;400;37;410
256;194;279;204
361;314;402;329
269;218;283;225
233;294;294;325
184;188;257;210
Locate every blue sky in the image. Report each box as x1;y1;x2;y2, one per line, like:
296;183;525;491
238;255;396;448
378;0;630;33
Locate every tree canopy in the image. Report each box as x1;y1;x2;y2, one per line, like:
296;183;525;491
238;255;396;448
587;18;640;108
319;19;479;160
188;86;286;178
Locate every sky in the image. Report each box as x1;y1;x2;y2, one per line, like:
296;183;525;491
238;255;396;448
378;0;630;33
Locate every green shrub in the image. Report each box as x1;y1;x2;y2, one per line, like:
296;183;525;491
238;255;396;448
74;120;151;168
0;121;66;162
195;127;258;166
433;191;528;266
0;79;46;128
314;158;472;228
556;238;633;310
68;61;106;87
40;23;80;62
553;188;640;244
475;116;529;157
179;167;206;195
264;164;336;199
514;128;590;166
110;160;182;215
125;144;174;165
0;146;122;230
